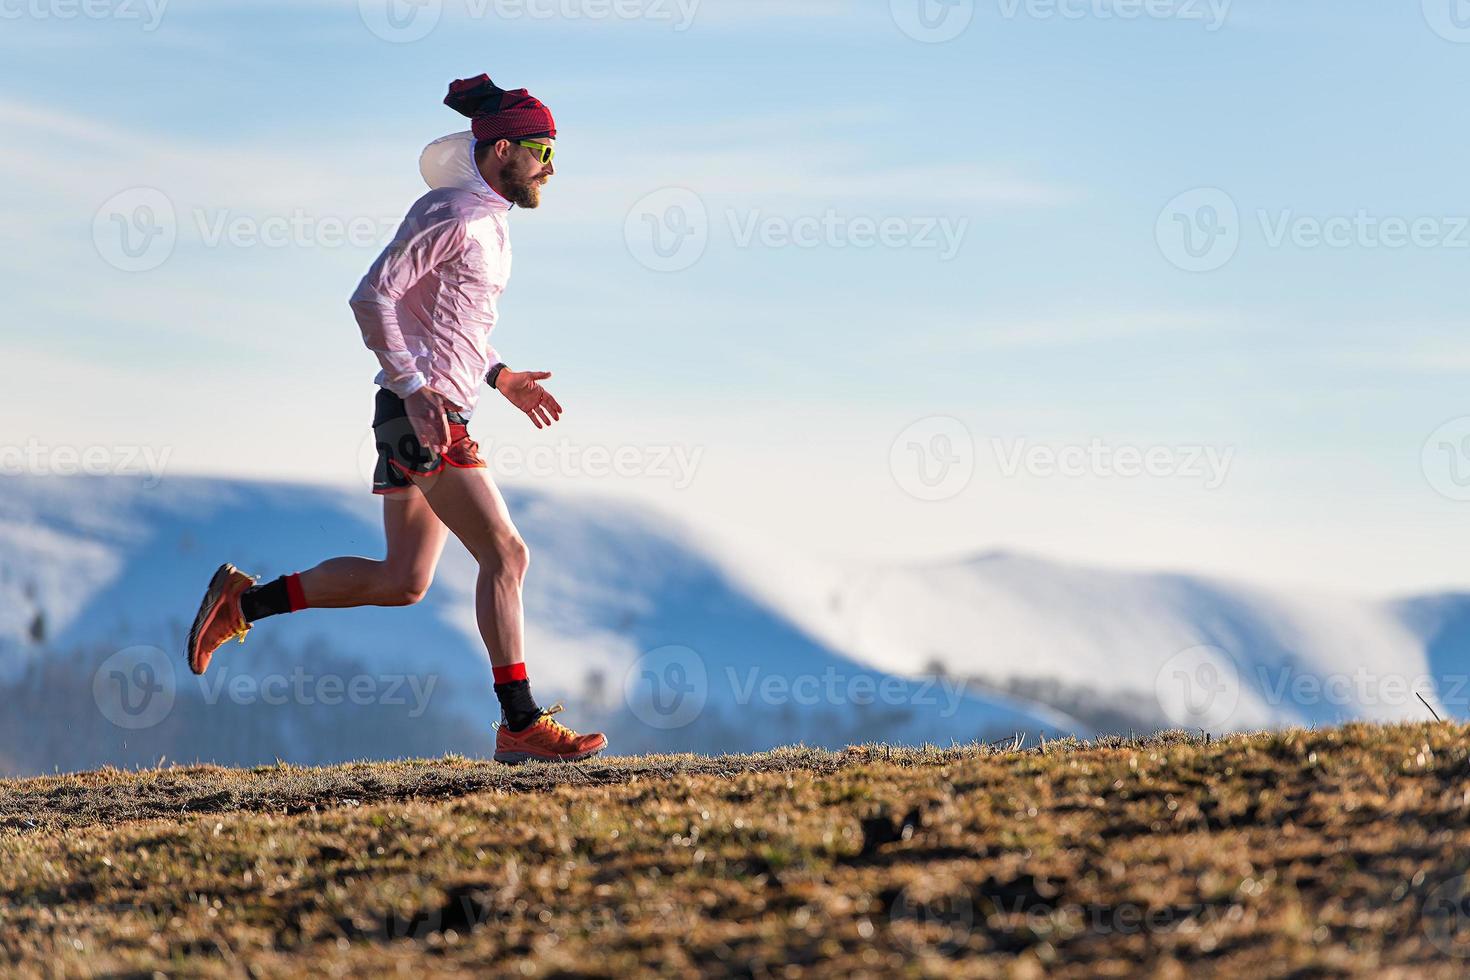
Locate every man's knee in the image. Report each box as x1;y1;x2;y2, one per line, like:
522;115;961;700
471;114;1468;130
488;535;530;580
384;569;434;606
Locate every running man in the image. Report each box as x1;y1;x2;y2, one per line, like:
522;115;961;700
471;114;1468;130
185;74;607;764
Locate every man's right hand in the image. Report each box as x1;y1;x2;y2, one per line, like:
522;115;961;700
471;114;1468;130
404;387;451;455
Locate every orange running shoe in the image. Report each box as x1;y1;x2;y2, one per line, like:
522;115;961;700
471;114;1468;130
186;562;256;676
494;704;608;764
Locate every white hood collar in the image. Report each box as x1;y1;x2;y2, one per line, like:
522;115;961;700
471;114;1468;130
419;130;512;208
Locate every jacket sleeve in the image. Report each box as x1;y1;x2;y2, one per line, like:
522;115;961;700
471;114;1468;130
349;216;467;399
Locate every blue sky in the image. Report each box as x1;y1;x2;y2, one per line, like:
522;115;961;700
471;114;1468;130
3;0;1469;595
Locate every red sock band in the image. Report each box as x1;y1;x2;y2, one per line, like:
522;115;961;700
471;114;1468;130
493;662;528;685
284;573;309;613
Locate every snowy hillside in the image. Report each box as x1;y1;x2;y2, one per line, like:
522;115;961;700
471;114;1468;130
708;547;1465;733
6;473;1465;777
0;475;1078;776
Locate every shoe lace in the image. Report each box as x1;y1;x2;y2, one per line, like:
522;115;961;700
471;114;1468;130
227;573;258;644
538;703;580;739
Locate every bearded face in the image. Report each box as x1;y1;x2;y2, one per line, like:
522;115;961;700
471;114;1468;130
500;143;553;209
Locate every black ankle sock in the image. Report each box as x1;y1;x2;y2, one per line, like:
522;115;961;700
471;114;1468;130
495;680;543;732
240;577;292;623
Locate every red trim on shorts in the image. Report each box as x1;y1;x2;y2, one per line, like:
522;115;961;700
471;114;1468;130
388;457;447;478
493;662;528;684
285;573;309;612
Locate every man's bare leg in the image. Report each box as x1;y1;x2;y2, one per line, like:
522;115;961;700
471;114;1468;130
401;463;604;761
185;491;451;674
407;465;527;669
294;491;451;608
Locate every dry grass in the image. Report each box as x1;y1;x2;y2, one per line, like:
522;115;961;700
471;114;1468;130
3;724;1470;978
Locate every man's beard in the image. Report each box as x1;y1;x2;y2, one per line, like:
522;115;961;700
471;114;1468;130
504;169;546;209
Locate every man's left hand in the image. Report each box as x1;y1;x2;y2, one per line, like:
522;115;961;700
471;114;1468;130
496;369;564;429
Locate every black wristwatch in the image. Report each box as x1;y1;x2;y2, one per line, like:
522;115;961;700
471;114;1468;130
487;362;508;391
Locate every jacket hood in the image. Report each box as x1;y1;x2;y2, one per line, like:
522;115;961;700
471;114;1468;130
419;130;507;204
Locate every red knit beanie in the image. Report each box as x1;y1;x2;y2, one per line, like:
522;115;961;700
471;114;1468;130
444;74;557;142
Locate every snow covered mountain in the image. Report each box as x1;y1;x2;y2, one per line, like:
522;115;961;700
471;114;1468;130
0;475;1078;776
4;473;1466;777
710;547;1467;734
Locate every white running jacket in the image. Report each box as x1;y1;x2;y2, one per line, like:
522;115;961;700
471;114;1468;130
350;130;511;417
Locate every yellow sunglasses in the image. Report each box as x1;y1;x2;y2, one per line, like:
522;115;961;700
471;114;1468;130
515;140;555;165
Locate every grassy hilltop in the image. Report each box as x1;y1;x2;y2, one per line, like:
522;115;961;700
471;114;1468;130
3;724;1470;977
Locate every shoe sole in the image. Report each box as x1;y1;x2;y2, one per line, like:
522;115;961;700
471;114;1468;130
494;746;606;765
186;562;237;676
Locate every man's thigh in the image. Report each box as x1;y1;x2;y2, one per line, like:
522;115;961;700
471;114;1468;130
383;488;451;579
408;465;523;563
